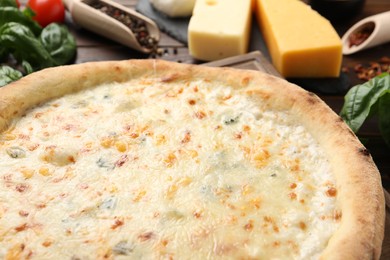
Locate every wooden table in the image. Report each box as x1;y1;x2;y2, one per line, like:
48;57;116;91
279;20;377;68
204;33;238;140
67;0;390;189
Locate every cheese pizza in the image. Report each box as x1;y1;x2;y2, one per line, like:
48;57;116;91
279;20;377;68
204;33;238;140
0;60;385;259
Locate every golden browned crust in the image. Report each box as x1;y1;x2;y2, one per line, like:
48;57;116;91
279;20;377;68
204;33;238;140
0;59;385;259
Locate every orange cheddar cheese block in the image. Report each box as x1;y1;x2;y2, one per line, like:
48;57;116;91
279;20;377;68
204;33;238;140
255;0;342;78
188;0;252;61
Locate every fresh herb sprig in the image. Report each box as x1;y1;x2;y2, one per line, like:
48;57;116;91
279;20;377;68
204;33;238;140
340;72;390;147
0;0;76;87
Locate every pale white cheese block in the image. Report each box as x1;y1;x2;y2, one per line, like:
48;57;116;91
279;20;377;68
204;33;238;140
150;0;196;17
188;0;252;61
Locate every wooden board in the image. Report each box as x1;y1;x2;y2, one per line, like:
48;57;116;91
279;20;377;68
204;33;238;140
204;51;281;76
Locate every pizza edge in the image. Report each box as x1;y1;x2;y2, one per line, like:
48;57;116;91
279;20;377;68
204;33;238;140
0;59;385;259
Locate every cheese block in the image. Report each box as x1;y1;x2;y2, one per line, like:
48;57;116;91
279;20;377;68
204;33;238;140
188;0;252;61
255;0;342;78
149;0;196;17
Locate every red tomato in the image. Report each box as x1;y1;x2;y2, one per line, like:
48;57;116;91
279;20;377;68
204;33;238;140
27;0;65;27
15;0;20;8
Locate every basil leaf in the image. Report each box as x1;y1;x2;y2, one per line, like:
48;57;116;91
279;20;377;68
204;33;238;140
22;6;36;19
0;0;18;8
340;73;390;133
0;7;42;36
21;60;33;74
40;23;76;66
378;92;390;147
0;65;22;87
0;22;54;70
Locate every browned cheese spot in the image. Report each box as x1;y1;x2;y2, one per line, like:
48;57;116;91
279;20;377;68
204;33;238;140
326;187;337;197
14;223;28;232
241;76;251;86
194;111;206;119
15;183;29;193
138;231;155;242
18;210;29;217
299;221;307;231
244;220;254;231
111;219;124;230
334;210;342;221
188;99;196;105
289;183;297;189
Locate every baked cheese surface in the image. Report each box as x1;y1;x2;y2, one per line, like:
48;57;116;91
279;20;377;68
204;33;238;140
0;78;341;259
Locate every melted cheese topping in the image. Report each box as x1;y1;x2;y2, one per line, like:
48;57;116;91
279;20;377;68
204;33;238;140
0;78;341;259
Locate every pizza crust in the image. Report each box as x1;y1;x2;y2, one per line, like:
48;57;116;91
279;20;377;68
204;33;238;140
0;59;385;258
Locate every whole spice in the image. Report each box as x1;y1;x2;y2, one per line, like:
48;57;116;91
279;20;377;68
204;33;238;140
353;56;390;81
90;1;158;52
348;22;375;48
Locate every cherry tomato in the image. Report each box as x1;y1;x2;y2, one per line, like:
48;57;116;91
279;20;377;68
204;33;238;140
15;0;21;8
27;0;65;27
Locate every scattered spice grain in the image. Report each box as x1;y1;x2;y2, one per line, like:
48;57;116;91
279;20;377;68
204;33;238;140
348;23;375;48
353;56;390;81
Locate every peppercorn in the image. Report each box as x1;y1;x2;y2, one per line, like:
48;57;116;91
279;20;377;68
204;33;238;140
90;1;158;53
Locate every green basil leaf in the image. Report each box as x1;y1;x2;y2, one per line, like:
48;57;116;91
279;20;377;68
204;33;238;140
0;65;22;87
0;7;41;36
22;6;36;19
0;22;54;70
340;73;390;133
40;23;76;66
22;60;33;74
0;42;6;59
378;91;390;147
0;0;18;8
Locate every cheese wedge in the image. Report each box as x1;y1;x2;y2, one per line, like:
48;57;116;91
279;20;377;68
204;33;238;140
188;0;252;61
255;0;342;78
